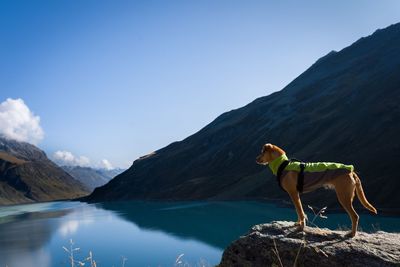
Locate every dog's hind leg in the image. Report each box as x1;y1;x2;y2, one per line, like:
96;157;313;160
333;176;359;237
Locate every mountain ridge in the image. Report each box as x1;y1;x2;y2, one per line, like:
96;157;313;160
85;23;400;211
0;137;89;205
62;165;124;191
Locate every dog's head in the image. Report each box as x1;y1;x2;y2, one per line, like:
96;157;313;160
256;143;285;165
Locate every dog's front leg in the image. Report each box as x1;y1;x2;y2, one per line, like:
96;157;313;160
288;191;306;230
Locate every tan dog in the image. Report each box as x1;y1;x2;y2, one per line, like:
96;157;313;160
256;143;377;237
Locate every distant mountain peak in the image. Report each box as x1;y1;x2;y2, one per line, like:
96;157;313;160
62;165;125;191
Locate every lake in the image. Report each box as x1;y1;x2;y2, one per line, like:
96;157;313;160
0;200;399;267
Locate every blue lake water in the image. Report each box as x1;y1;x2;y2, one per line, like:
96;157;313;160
0;200;399;267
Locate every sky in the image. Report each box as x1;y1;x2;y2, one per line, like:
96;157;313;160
1;0;400;169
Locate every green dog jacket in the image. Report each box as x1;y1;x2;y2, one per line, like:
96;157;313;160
268;154;354;193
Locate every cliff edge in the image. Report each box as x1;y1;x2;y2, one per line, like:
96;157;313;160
219;221;400;267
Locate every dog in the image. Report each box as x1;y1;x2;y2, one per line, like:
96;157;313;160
256;143;377;237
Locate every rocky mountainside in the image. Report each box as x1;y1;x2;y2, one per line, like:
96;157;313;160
219;221;400;267
0;137;89;205
86;23;400;211
62;166;124;191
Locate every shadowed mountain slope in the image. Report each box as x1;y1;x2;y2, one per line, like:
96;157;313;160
0;137;89;205
86;23;400;211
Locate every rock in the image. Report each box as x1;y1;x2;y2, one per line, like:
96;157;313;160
218;221;400;267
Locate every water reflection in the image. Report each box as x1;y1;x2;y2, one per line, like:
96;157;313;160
0;201;285;267
0;208;70;267
96;201;295;249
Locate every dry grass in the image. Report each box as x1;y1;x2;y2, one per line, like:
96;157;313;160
63;239;128;267
307;205;328;228
61;239;211;267
272;238;305;267
174;253;212;267
271;206;328;267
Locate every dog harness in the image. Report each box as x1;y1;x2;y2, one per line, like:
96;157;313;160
268;154;354;193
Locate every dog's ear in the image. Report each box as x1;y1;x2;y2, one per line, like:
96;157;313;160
265;143;273;149
271;144;286;155
263;143;273;153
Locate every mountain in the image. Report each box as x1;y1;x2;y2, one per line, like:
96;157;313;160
62;166;124;191
0;137;89;205
86;23;400;211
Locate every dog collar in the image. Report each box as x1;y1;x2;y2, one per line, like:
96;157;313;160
268;154;289;175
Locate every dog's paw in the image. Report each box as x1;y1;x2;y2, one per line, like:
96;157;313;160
294;220;306;230
345;231;356;238
295;223;305;231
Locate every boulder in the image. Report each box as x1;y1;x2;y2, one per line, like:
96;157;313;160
219;221;400;267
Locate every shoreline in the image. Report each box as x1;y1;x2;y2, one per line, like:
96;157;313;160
1;197;399;217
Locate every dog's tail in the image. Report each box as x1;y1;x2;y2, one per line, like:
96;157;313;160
353;172;377;214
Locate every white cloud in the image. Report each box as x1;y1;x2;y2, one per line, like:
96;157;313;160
98;159;114;170
53;150;115;170
58;214;94;237
58;219;79;237
53;150;91;167
0;98;44;144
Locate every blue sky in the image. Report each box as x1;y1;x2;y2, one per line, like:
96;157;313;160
1;0;399;168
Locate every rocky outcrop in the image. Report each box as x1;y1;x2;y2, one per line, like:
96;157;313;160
219;221;400;267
